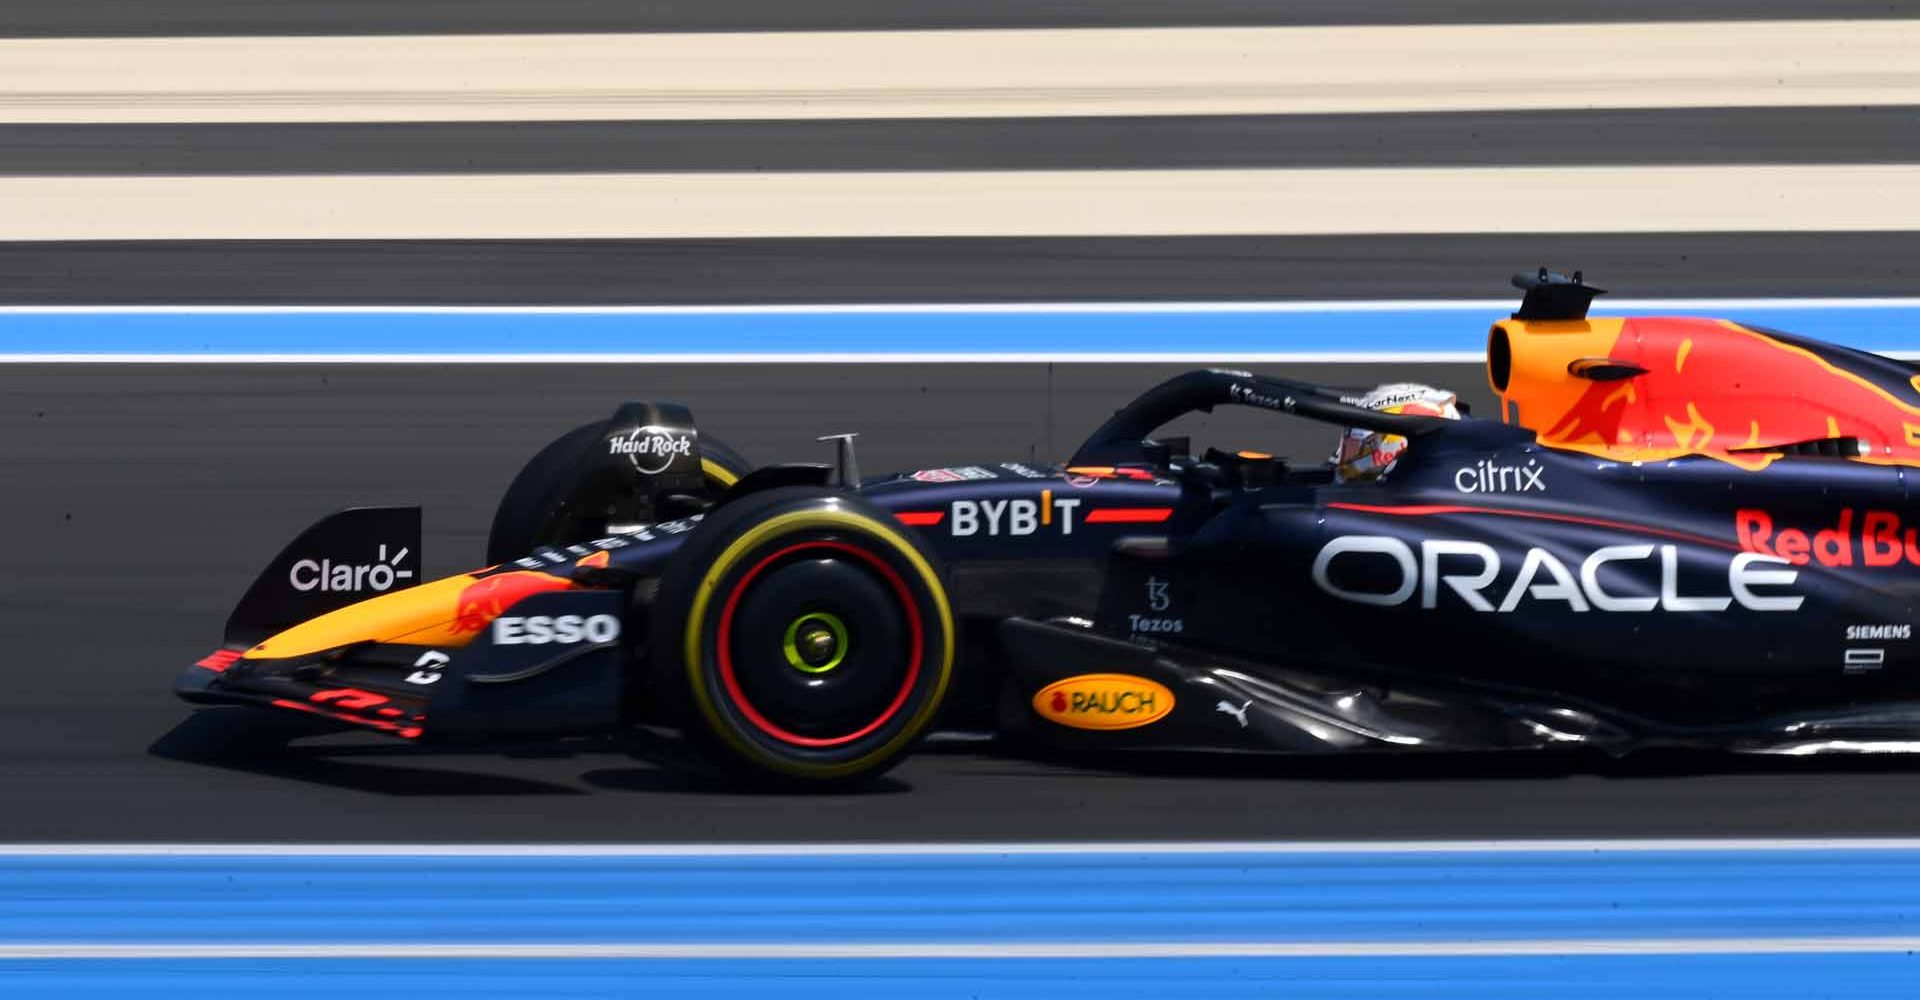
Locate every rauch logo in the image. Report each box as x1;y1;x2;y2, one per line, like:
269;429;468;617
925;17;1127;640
1031;674;1176;731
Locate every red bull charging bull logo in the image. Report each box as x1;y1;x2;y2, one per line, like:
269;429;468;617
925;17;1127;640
451;570;573;634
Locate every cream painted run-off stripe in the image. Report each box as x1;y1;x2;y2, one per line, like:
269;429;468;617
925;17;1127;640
0;21;1916;123
3;166;1919;240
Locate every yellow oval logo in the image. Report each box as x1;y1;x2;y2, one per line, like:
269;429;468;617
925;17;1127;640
1031;673;1175;731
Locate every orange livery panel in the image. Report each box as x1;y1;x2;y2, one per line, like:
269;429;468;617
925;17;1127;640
1491;315;1920;469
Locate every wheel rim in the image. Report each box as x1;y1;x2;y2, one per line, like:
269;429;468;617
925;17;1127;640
782;612;849;675
714;539;924;749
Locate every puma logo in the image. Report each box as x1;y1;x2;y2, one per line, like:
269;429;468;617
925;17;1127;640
1216;699;1251;728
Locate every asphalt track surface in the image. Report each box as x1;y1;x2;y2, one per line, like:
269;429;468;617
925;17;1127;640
14;362;1920;842
6;0;1909;36
14;109;1920;175
12;233;1920;304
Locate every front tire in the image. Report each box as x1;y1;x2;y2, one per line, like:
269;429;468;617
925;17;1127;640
651;486;955;786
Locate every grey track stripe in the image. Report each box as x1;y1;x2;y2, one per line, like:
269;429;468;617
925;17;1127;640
4;233;1918;304
12;108;1920;176
6;0;1915;37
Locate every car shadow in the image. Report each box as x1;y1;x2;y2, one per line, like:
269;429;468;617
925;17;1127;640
579;765;911;797
976;747;1585;782
149;709;590;796
990;743;1920;783
149;709;910;797
1601;746;1920;779
154;710;1920;796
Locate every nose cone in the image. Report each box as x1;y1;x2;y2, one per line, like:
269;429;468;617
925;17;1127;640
245;568;580;660
244;573;481;660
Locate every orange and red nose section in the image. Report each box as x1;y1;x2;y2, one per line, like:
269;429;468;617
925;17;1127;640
244;569;574;661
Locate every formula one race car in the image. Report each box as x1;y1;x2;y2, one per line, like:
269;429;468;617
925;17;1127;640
177;271;1920;785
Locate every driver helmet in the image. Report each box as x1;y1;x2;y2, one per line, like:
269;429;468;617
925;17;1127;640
1333;383;1461;483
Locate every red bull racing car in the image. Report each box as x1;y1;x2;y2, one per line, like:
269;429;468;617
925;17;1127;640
177;271;1920;785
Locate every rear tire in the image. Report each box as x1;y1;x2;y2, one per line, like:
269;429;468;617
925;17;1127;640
486;423;751;565
651;486;955;787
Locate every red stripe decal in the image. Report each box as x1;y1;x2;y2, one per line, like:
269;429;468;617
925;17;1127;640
310;688;391;711
894;511;945;526
1325;502;1736;552
1085;507;1174;524
269;698;422;738
195;649;243;673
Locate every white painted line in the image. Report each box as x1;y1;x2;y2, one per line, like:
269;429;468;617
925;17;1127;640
9;351;1919;365
0;353;1492;365
8;167;1920;239
0;298;1917;315
1;21;1915;124
5;838;1920;856
1;938;1916;959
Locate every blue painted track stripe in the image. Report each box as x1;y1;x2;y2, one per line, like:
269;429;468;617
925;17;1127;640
4;848;1919;946
5;956;1919;1000
3;300;1919;358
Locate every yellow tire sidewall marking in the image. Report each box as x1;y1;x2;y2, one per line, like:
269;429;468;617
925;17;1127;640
700;456;740;488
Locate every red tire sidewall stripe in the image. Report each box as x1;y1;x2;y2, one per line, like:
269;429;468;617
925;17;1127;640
712;538;925;749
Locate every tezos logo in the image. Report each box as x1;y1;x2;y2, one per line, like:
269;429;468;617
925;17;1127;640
608;426;693;474
289;544;414;594
1129;615;1184;634
1227;382;1288;410
1455;458;1545;494
1130;575;1183;634
1031;674;1176;731
492;614;622;646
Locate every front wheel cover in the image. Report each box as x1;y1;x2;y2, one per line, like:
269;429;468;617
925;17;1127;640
666;500;954;782
486;425;752;566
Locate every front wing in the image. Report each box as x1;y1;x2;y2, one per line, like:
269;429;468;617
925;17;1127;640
177;589;631;742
